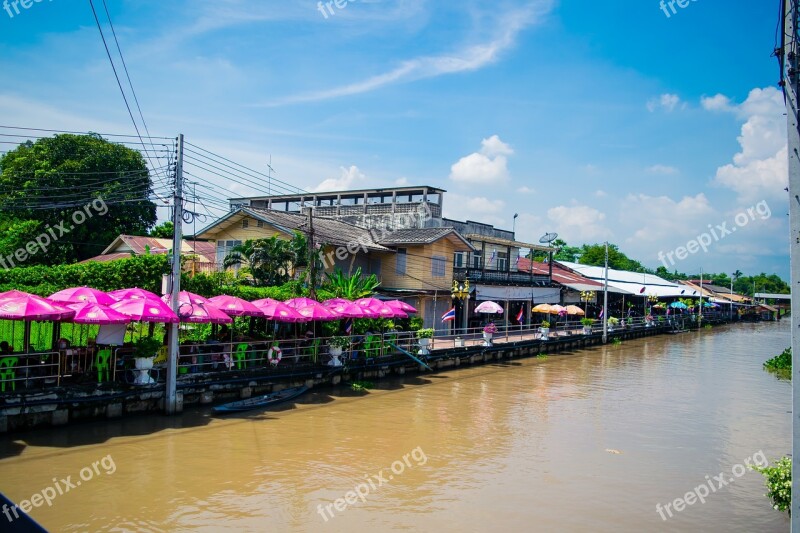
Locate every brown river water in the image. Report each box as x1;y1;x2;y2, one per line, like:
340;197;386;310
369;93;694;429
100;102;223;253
0;321;791;532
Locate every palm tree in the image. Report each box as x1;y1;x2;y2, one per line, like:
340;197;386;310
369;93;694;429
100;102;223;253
323;267;380;300
733;270;743;282
223;236;294;286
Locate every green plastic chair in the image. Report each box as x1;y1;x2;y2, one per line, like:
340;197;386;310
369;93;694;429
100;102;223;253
0;357;18;392
364;335;380;359
235;343;249;369
306;338;321;364
95;349;112;383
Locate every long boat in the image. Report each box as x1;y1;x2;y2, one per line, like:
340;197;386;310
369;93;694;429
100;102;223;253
213;385;309;414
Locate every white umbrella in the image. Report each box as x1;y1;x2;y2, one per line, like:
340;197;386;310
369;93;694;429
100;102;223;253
475;301;503;314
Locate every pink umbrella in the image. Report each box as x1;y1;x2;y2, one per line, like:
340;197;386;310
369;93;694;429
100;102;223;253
385;300;417;313
208;295;264;317
108;288;161;301
285;297;322;309
0;295;75;321
295;305;340;321
161;291;212;307
176;302;232;324
66;302;132;325
354;298;399;318
325;301;376;318
475;301;504;314
254;300;307;323
49;287;116;306
110;298;179;323
323;298;352;307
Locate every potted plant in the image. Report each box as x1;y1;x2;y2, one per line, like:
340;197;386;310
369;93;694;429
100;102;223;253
416;328;434;355
483;323;498;346
580;317;595;335
607;317;619;332
539;320;551;340
132;337;162;385
328;336;350;367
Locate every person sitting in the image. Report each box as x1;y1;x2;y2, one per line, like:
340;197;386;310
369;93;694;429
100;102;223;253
0;341;12;355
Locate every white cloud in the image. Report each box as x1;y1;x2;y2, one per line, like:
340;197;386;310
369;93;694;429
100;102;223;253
701;94;734;112
443;194;507;227
395;177;410;186
312;165;366;192
517;185;535;194
449;135;514;184
646;164;679;175
546;204;610;243
647;93;683;112
261;2;554;106
711;87;788;202
594;190;608;198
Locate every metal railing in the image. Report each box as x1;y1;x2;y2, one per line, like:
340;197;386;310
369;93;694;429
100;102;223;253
0;313;731;393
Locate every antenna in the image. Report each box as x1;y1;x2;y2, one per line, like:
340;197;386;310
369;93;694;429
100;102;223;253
539;232;558;244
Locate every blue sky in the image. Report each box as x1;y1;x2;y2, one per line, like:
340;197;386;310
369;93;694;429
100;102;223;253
0;0;788;278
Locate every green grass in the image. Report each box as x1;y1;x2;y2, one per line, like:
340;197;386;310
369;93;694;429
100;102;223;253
764;347;791;380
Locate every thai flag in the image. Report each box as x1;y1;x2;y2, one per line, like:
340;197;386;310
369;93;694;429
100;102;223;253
344;318;353;334
516;306;524;323
441;307;456;322
488;251;496;265
598;307;604;319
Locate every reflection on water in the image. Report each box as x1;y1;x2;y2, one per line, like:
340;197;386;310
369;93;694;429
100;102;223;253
0;322;791;532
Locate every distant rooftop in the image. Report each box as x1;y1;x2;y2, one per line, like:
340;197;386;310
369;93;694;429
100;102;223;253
229;185;446;205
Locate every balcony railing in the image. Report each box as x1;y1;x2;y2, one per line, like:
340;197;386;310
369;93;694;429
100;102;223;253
453;267;551;286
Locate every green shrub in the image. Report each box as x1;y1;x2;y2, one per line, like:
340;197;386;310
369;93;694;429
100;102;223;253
754;456;791;514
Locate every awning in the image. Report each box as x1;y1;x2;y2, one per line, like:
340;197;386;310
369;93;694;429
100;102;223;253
474;285;560;303
561;281;632;294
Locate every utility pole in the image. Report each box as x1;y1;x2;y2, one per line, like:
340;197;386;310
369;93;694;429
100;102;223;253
602;241;608;343
699;268;703;326
782;0;800;524
306;207;316;300
165;134;184;415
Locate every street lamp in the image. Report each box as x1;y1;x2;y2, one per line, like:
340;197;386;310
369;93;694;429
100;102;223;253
580;290;595;315
512;213;519;236
451;279;470;333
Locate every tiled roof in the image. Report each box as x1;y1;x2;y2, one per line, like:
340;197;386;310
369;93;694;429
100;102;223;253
377;227;458;245
85;236;216;264
245;208;392;252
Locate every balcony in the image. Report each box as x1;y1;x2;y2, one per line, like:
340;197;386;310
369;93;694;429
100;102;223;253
453;267;551;286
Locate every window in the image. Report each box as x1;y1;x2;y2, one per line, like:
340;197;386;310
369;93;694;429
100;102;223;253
256;220;264;228
396;248;407;274
216;240;242;268
241;219;249;229
432;256;446;277
471;251;482;269
454;252;465;268
497;251;508;271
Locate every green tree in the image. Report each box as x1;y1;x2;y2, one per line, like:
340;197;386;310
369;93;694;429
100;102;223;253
0;134;157;264
578;243;647;272
149;221;174;239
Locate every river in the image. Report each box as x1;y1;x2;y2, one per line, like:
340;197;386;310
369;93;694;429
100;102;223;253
0;322;791;532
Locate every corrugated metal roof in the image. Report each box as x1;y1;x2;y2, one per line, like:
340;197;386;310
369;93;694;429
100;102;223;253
557;261;699;297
